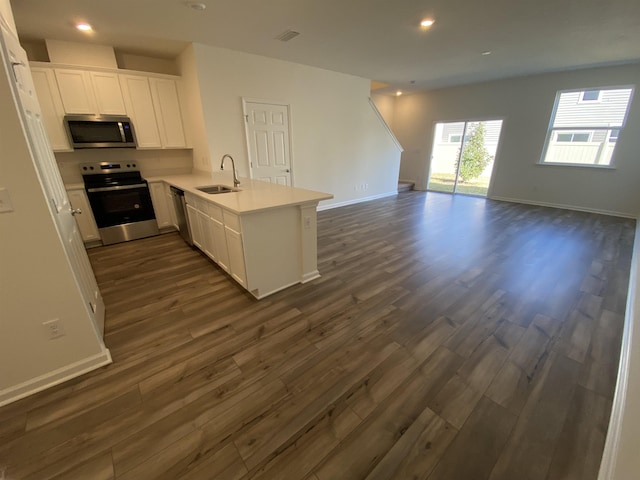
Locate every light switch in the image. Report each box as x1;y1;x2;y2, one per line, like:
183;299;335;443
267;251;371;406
0;188;14;213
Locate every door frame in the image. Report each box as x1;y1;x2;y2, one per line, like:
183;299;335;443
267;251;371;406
426;116;506;198
241;97;295;186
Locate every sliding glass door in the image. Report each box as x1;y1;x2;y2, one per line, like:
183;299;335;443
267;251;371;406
428;120;503;197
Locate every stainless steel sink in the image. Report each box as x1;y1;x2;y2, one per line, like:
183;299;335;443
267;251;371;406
195;185;237;194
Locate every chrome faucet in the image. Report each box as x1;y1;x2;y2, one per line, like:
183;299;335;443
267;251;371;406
220;154;240;187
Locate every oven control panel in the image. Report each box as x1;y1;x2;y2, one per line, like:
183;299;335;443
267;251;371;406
81;162;139;174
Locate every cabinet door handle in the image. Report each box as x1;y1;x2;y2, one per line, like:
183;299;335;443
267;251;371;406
71;208;82;216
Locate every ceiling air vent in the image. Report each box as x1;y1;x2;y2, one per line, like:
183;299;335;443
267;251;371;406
275;30;300;42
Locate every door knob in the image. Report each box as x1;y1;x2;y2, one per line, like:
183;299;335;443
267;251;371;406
285;169;290;173
71;208;82;216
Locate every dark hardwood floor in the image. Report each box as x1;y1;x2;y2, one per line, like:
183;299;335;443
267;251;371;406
0;191;635;479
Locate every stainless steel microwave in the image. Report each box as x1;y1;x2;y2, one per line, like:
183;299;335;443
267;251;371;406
64;114;137;149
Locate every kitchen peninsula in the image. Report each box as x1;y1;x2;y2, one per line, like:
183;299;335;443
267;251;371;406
150;173;333;299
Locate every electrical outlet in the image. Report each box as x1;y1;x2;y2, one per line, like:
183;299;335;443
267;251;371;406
304;216;311;229
43;319;65;339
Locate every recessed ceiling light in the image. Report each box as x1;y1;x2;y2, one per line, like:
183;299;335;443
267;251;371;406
186;2;206;10
396;91;403;96
76;23;93;32
420;19;435;28
481;51;492;56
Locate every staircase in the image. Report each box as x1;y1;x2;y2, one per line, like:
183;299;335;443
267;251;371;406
398;181;415;193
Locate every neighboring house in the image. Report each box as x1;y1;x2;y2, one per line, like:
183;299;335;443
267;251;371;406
545;88;633;165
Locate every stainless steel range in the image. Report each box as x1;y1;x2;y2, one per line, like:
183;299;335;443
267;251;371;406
81;162;159;245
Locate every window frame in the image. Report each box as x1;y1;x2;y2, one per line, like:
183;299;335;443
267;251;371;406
539;86;635;169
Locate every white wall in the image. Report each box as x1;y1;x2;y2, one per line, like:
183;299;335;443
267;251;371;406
393;63;640;217
177;44;211;173
45;39;117;68
190;44;402;205
0;4;107;405
115;52;179;75
371;93;396;130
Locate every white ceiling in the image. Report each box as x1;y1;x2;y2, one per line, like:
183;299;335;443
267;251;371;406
11;0;640;94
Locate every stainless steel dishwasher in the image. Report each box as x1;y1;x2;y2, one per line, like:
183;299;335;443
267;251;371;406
170;186;193;246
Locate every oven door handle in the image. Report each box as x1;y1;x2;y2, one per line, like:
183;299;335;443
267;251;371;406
87;183;147;193
117;122;127;143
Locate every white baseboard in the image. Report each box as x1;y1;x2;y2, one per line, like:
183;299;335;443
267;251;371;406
252;280;301;300
0;349;112;408
489;195;636;219
301;270;321;283
317;191;397;211
598;220;640;479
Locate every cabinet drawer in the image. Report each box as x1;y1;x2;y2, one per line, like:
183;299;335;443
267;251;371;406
223;211;241;232
207;203;223;222
184;192;197;207
195;197;208;212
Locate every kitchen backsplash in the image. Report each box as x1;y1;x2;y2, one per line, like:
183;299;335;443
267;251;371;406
56;149;194;184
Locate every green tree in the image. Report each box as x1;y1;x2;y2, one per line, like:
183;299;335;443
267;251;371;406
456;123;493;183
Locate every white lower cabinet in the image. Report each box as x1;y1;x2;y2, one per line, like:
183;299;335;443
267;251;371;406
211;217;229;272
66;188;100;243
167;186;178;229
182;191;317;299
148;181;176;230
184;193;246;286
225;226;247;287
198;209;214;259
186;203;203;249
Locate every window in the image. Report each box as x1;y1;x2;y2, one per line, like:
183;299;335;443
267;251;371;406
580;90;601;102
541;87;634;166
555;131;592;142
448;134;462;143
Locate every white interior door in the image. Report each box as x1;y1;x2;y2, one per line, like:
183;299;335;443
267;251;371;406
244;100;292;185
0;24;105;336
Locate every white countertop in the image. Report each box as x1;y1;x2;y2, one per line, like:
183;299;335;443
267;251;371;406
147;173;333;214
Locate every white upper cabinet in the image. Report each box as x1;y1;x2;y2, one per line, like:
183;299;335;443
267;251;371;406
31;67;71;151
30;62;189;150
121;75;188;149
89;71;126;115
55;69;126;115
150;78;187;148
119;74;162;148
54;69;96;114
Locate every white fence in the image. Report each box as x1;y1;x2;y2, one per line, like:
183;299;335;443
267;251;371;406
545;142;616;165
430;143;497;178
432;141;616;176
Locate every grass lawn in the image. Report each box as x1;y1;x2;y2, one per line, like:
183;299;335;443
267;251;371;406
428;173;490;196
